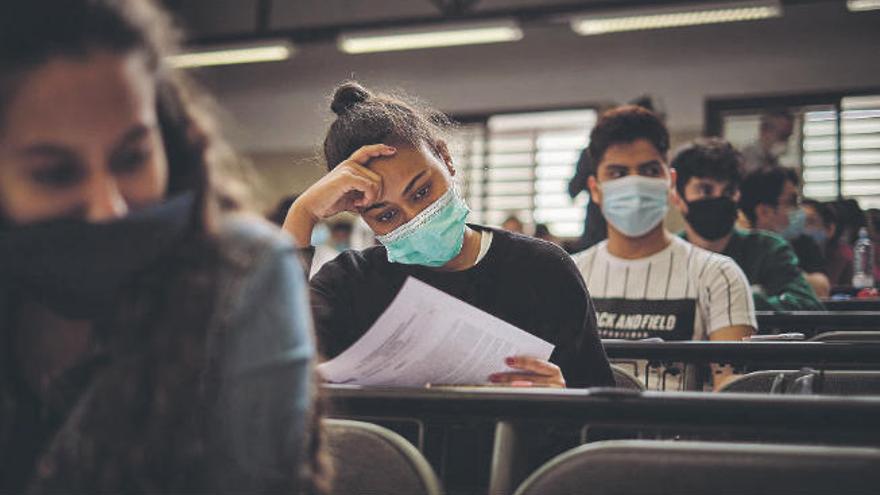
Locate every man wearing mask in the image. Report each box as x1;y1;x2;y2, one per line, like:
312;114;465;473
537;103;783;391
738;167;830;297
741;109;795;174
573;106;756;389
671;138;823;311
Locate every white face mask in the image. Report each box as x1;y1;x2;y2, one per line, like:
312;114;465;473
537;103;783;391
599;175;669;238
769;141;789;158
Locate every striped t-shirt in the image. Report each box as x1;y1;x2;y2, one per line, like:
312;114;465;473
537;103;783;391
573;236;757;341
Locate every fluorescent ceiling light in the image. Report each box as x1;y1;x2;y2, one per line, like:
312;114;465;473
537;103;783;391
167;40;294;68
338;20;523;54
848;0;880;12
571;1;782;36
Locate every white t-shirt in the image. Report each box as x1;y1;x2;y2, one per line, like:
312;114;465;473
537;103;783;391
310;244;342;279
573;236;756;341
475;230;493;265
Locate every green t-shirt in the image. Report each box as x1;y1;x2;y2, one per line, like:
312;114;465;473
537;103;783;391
682;229;824;311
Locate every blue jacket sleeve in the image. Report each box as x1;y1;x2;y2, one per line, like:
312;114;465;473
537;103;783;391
212;235;315;493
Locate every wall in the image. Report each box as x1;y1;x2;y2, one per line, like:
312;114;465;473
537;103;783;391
193;1;880;205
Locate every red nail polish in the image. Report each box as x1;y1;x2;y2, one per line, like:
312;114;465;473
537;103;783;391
489;374;499;382
505;357;515;366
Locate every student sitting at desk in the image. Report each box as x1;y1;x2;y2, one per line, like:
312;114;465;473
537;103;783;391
572;106;756;389
283;82;613;389
671;138;824;311
802;198;854;288
738;166;832;298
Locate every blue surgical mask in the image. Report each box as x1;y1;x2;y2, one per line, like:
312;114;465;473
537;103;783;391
375;186;470;267
781;208;806;240
804;227;828;246
310;222;330;246
599;175;669;238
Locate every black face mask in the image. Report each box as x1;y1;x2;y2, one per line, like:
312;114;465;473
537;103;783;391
0;192;196;319
685;196;738;241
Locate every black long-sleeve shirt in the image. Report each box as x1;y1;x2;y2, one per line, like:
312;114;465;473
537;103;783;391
309;225;614;388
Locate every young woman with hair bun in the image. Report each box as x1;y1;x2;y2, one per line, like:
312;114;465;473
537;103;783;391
285;81;613;389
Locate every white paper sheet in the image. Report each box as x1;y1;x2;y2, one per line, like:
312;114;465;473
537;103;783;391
317;277;555;387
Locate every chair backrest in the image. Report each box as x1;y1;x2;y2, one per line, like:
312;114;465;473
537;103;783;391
323;419;443;495
610;364;646;391
719;370;880;395
513;440;880;495
810;331;880;342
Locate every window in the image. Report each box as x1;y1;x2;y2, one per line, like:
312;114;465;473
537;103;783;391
707;91;880;209
802;95;880;208
450;109;597;237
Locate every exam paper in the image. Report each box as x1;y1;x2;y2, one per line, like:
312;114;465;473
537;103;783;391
317;277;555;387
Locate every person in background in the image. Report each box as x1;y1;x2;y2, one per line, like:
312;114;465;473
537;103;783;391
568;96;663;251
803;199;854;288
284;81;613;389
738;167;831;297
329;218;354;251
741;109;796;174
831;198;867;247
534;223;560;245
671;138;823;311
867;209;880;283
0;1;323;493
266;194;299;226
307;218;356;279
568;147;606;250
573;106;755;390
268;194;337;277
501;213;525;234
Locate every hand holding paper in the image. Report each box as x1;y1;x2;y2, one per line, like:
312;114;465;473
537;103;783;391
317;277;555;387
489;355;566;388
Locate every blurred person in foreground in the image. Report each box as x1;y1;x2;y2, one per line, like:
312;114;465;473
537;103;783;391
0;1;324;493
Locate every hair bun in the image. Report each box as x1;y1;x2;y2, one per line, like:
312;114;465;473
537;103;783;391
331;81;370;115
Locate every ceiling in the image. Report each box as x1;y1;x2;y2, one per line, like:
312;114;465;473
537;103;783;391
162;0;818;44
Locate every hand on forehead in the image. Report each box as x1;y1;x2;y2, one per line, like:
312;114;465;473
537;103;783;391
355;142;455;234
361;142;450;205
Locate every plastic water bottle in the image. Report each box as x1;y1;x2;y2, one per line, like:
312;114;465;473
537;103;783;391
852;228;875;289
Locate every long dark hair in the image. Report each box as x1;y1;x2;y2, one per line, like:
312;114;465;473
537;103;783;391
0;1;326;492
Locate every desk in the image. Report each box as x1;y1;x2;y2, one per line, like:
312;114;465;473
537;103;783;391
821;298;880;311
757;311;880;336
601;341;880;391
324;385;880;495
602;341;880;368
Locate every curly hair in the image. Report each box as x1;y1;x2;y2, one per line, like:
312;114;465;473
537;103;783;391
587;105;669;167
671;137;744;198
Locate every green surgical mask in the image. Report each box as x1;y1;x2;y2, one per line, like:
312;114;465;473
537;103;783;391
375;186;470;267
